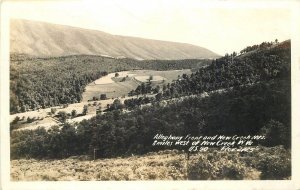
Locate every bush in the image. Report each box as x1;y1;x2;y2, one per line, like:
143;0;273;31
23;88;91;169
257;146;291;179
260;120;290;148
188;155;215;180
71;110;77;118
57;111;68;123
187;152;250;180
51;108;57;115
221;160;248;180
11;116;20;124
82;105;88;115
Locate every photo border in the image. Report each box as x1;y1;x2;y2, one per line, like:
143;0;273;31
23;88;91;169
1;0;300;189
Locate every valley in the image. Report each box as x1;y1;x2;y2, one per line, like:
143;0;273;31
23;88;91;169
8;19;291;181
10;69;192;131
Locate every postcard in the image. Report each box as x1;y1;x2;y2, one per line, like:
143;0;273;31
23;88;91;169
1;0;300;189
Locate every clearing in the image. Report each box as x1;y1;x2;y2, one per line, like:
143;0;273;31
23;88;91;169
82;69;191;101
10;69;191;131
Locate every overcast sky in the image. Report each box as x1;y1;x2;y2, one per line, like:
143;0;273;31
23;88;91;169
6;0;291;55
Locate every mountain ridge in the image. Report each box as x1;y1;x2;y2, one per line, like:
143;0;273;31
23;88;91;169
10;19;220;60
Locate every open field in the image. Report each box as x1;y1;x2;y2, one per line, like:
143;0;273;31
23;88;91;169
10;96;136;131
134;75;166;82
82;69;191;101
10;85;222;131
11;69;192;131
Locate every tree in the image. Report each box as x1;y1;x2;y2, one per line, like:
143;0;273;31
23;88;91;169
115;73;119;77
163;84;167;91
20;105;26;112
82;105;88;115
110;99;123;111
153;85;160;93
96;106;102;114
51;108;57;115
71;110;77;118
260;120;290;148
100;94;107;100
149;75;153;81
155;93;163;101
58;111;68;123
232;51;237;57
11;116;20;125
27;117;33;123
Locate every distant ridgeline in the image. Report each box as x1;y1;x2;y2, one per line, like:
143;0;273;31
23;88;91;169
11;40;291;161
10;55;211;113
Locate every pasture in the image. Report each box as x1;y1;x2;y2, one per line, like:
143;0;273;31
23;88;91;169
82;69;191;101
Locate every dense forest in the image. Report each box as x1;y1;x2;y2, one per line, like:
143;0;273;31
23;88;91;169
131;40;290;98
11;40;290;153
10;77;290;158
10;54;210;113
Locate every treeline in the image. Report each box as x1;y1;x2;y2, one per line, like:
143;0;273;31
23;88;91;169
10;54;210;113
124;96;154;110
11;77;290;159
239;39;279;54
131;40;290;99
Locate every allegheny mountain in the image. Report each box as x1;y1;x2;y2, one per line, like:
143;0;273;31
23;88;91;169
10;19;220;60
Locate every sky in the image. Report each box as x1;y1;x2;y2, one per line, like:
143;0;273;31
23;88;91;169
5;0;291;55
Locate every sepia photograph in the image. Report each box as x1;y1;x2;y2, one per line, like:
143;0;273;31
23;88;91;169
1;0;300;189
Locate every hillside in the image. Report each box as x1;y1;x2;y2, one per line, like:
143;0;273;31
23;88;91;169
10;40;291;180
152;40;291;98
10;54;210;113
10;19;220;60
10;147;290;181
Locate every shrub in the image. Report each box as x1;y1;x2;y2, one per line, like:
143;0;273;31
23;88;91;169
71;110;77;118
57;111;68;123
51;108;57;115
257;146;291;179
187;153;250;180
260;120;290;148
11;116;20;124
188;155;215;180
221;160;248;180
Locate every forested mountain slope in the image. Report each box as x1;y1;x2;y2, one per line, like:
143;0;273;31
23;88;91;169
11;40;291;159
134;40;290;98
10;54;210;113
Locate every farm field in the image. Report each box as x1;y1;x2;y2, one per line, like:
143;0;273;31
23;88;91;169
82;69;191;101
11;69;190;131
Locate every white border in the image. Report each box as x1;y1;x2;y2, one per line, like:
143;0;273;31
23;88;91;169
1;0;300;190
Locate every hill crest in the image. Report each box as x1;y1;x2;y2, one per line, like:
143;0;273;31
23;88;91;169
10;19;220;60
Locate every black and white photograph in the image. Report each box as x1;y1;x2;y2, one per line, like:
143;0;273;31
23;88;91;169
1;0;300;189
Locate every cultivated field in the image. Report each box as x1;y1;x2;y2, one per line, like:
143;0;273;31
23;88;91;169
10;69;190;131
82;69;191;101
